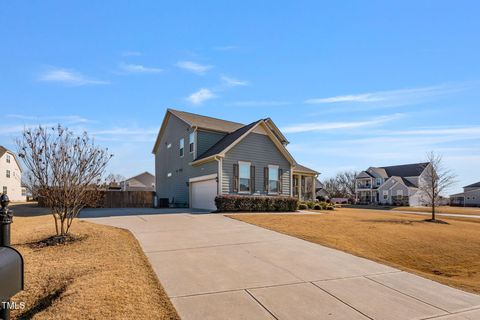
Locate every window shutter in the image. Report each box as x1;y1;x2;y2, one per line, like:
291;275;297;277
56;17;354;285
278;168;283;194
264;167;269;192
250;166;255;193
233;164;239;192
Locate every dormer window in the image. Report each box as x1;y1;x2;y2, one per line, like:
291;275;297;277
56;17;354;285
6;155;10;163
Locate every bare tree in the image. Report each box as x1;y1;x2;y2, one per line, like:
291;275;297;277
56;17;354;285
419;152;457;221
322;170;358;199
336;170;358;198
104;173;125;184
323;177;342;198
16;125;112;238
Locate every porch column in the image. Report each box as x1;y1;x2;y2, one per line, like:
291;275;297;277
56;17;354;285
312;175;316;201
297;174;302;200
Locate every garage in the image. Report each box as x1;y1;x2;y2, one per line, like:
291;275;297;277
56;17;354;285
190;175;218;211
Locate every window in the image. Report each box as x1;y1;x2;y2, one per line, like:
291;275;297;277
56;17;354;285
239;162;251;193
2;186;7;194
396;189;403;196
22;188;26;196
268;165;279;193
383;190;388;200
179;138;184;157
6;170;10;178
376;178;382;186
167;172;172;178
189;132;195;154
6;154;10;163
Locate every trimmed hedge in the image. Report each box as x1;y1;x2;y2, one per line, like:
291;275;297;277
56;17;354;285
215;195;298;212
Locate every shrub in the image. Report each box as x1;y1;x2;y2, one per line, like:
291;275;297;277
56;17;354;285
215;195;298;212
298;203;308;210
326;205;335;210
305;201;317;209
313;204;321;210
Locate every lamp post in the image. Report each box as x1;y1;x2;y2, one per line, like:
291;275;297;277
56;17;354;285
0;194;12;247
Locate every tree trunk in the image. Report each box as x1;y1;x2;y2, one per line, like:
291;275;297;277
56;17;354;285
432;202;436;221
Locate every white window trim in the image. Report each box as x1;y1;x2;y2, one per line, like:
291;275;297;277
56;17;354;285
167;172;172;178
268;164;280;195
167;143;171;149
189;132;195;154
179;138;185;157
238;161;251;194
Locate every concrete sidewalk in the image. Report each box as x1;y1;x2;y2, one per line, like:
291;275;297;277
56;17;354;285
85;211;480;320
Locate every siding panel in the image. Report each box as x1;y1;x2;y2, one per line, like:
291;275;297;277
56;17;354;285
197;130;226;157
222;133;291;196
155;115;217;206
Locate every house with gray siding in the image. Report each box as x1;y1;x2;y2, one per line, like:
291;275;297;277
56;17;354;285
355;162;432;206
450;182;480;207
152;109;319;210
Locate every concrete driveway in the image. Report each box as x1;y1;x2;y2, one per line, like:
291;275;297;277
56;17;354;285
84;210;480;320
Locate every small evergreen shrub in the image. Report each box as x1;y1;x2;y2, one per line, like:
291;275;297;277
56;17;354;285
298;203;308;210
313;204;322;210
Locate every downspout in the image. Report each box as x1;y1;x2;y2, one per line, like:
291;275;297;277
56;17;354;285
215;156;223;195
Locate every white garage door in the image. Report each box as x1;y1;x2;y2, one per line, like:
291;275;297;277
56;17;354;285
191;178;217;210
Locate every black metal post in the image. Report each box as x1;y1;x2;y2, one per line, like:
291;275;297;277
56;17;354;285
0;194;12;320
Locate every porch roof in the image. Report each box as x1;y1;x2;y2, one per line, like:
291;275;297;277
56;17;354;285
293;164;319;175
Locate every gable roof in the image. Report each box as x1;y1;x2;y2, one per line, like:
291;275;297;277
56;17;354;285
380;162;429;178
464;181;480;188
357;171;374;179
0;146;23;173
194;120;262;162
401;177;417;187
191;120;296;166
169;109;244;133
153;108;289;154
124;171;154;183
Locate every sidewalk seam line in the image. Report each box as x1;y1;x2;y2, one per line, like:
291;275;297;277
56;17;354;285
310;281;374;320
245;289;280;320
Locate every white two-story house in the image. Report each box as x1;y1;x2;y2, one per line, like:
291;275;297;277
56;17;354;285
0;146;26;202
355;162;431;206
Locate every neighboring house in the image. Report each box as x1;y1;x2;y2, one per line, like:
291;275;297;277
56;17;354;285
0;146;26;202
152;109;319;210
120;172;155;191
355;162;431;206
450;182;480;207
315;179;329;199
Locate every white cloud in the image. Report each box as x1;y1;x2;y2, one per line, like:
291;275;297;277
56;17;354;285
38;68;109;86
176;61;212;75
228;100;290;107
305;83;469;106
213;45;238;51
281;114;403;133
187;88;216;105
220;75;248;87
119;63;163;74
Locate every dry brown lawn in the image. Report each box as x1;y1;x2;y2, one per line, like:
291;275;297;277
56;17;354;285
9;215;179;320
390;206;480;215
229;208;480;294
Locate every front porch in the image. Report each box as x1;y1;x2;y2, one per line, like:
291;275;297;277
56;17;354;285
292;164;319;201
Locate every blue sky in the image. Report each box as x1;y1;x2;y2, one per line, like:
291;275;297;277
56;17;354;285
1;1;479;193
